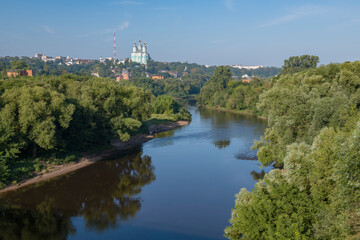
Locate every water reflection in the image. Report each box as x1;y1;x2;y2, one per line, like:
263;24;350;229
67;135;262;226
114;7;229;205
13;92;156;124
0;106;269;239
154;129;175;139
213;139;231;149
250;170;266;181
197;107;265;130
0;151;155;237
0;205;75;240
235;153;258;160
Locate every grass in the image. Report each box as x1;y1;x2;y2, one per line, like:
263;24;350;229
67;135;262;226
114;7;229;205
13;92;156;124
5;151;81;187
136;114;176;134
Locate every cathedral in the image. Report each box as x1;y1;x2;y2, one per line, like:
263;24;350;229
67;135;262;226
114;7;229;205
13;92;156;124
130;40;151;65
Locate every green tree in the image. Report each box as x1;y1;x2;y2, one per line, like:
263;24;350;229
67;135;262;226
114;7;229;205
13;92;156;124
281;55;319;74
198;66;232;106
10;60;28;70
227;60;360;239
0;86;75;156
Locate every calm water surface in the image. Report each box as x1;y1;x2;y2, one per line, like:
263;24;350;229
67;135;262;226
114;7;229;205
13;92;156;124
0;107;268;240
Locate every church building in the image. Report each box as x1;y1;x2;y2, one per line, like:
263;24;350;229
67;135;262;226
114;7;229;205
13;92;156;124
130;40;151;65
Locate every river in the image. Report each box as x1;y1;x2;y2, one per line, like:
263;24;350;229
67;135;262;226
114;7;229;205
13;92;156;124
0;106;268;240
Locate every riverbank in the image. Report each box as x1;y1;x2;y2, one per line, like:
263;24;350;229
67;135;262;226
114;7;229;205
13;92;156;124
198;105;267;120
0;120;190;194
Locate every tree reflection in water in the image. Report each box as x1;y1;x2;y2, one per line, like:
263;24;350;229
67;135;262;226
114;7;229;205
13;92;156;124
213;139;231;149
0;151;155;238
0;199;75;240
250;170;265;181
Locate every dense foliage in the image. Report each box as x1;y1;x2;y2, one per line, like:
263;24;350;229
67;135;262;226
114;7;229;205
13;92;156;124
225;61;360;239
0;75;190;188
152;95;191;121
198;66;270;115
126;77;205;97
281;55;319;74
231;66;280;78
0;56;99;77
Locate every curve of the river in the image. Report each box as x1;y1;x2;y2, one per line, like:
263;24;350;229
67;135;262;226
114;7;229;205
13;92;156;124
0;106;269;240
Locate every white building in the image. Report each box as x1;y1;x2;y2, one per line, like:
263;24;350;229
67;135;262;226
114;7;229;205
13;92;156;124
34;53;45;58
41;55;55;63
229;65;263;70
130;40;151;65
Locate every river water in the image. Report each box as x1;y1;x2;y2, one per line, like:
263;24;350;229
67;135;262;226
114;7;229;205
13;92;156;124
0;106;268;240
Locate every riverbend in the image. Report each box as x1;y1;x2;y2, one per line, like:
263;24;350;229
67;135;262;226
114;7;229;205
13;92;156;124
0;106;269;240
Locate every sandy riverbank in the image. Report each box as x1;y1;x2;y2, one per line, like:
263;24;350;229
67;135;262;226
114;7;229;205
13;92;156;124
0;120;189;194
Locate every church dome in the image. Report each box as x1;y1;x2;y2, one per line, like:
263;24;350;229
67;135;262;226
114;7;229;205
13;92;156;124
132;42;137;52
142;42;147;53
137;40;142;52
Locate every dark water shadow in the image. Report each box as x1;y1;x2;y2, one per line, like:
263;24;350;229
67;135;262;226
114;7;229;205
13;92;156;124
250;170;266;181
0;151;155;238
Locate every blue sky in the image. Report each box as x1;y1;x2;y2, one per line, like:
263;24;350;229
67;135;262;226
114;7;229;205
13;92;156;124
0;0;359;66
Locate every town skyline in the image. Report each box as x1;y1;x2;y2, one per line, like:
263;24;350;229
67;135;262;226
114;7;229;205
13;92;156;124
1;0;360;67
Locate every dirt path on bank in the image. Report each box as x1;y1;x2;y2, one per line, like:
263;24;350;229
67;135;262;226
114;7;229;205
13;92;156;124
0;120;189;195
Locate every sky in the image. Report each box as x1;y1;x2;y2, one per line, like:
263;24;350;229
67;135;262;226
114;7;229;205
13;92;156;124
0;0;360;67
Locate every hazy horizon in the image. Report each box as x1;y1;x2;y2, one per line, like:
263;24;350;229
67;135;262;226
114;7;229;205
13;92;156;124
1;0;359;67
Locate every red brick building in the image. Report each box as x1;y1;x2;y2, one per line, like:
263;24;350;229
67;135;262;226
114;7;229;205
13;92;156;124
152;75;164;80
7;70;33;77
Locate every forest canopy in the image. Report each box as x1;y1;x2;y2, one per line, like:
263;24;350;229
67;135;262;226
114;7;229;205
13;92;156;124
0;74;190;188
225;60;360;239
198;66;271;115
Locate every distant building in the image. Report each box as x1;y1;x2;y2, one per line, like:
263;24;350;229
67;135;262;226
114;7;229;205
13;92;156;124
7;71;18;77
91;71;99;77
130;40;151;65
56;56;67;62
34;53;45;58
119;58;127;64
229;65;263;70
7;70;33;77
116;74;123;82
241;74;251;83
160;70;180;78
41;55;55;62
152;75;164;80
25;70;33;77
122;70;130;80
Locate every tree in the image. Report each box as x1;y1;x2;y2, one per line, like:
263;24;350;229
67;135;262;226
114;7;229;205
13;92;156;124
152;95;180;115
227;60;360;239
0;85;75;157
198;66;232;106
10;60;28;70
281;55;319;74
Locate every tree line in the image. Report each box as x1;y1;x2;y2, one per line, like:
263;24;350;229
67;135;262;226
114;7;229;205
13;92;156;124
218;57;360;239
0;74;190;188
198;66;271;115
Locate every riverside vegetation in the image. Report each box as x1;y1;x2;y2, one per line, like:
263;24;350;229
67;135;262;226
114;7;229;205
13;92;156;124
0;74;190;189
2;54;358;239
199;56;360;239
198;65;271;116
